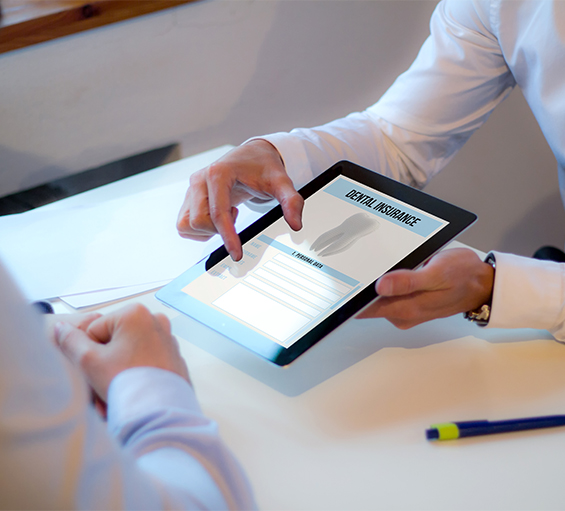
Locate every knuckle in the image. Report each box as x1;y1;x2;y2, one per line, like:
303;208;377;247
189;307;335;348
208;204;229;225
391;312;411;325
154;312;171;330
268;176;289;195
122;303;150;323
189;213;212;233
405;280;418;296
130;303;149;316
394;321;414;330
207;202;220;219
388;311;419;330
178;230;212;241
189;170;205;187
281;191;303;208
176;212;190;233
400;274;417;295
206;162;228;184
77;348;97;372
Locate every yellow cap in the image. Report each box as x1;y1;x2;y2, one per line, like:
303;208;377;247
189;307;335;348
430;422;460;440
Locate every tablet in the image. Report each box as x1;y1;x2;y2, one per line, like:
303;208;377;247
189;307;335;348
157;161;476;366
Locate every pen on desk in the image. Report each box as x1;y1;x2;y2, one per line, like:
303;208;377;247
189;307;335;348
426;415;565;441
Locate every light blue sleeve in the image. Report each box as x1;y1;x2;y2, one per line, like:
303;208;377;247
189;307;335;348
107;368;256;511
0;261;255;510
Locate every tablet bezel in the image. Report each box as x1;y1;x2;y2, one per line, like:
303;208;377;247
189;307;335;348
156;160;477;366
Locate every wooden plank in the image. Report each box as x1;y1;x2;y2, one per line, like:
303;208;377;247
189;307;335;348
1;1;81;27
0;0;196;54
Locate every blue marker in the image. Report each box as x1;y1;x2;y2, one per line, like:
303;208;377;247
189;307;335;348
426;415;565;441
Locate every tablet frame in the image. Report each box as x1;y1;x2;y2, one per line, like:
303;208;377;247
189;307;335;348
157;161;477;366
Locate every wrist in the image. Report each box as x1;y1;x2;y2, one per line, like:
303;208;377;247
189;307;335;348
107;367;199;437
244;138;285;166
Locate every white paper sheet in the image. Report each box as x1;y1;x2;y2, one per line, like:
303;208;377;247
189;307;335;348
59;279;172;308
0;147;264;302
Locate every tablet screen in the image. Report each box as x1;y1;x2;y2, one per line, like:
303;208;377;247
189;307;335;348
157;161;475;365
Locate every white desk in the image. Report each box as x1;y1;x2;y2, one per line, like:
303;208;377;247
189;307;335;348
52;150;565;510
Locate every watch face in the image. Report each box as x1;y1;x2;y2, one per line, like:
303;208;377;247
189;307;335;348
464;304;491;326
464;253;495;326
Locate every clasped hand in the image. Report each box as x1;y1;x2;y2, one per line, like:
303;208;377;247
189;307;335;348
46;304;190;403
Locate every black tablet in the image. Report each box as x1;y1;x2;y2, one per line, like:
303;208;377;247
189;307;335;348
156;161;476;366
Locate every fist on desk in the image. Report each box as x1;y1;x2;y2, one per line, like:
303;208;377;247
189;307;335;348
50;304;190;402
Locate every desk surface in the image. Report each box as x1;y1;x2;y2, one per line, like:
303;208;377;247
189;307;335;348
103;292;563;511
54;149;565;510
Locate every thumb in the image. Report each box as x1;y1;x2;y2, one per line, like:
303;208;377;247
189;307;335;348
231;206;239;224
54;321;99;368
376;265;437;297
277;186;304;232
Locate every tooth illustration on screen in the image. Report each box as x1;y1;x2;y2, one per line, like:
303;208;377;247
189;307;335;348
310;212;379;257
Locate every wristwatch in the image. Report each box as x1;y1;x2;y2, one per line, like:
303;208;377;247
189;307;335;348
463;253;496;327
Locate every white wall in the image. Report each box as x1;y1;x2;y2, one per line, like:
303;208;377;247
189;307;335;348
1;0;563;256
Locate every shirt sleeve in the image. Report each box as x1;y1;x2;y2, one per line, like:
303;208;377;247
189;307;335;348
258;0;516;190
247;1;565;341
487;252;565;342
0;261;256;511
106;368;256;511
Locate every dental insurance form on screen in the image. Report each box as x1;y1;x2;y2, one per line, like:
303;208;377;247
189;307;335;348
179;175;449;350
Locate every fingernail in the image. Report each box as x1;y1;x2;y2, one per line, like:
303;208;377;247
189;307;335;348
377;278;392;296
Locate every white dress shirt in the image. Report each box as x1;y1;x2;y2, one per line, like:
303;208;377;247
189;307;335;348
0;261;255;510
259;0;565;341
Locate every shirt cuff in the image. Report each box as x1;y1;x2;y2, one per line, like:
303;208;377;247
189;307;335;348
488;251;565;339
107;367;201;436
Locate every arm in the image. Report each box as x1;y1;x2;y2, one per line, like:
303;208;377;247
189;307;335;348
358;248;565;343
263;0;515;187
177;0;515;259
0;263;255;510
487;252;565;341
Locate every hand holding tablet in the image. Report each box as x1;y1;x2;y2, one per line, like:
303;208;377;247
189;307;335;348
359;247;495;329
160;161;477;365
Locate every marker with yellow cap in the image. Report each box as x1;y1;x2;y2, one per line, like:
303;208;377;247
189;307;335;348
426;415;565;441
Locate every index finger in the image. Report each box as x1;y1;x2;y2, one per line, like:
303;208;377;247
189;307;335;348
206;168;243;260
